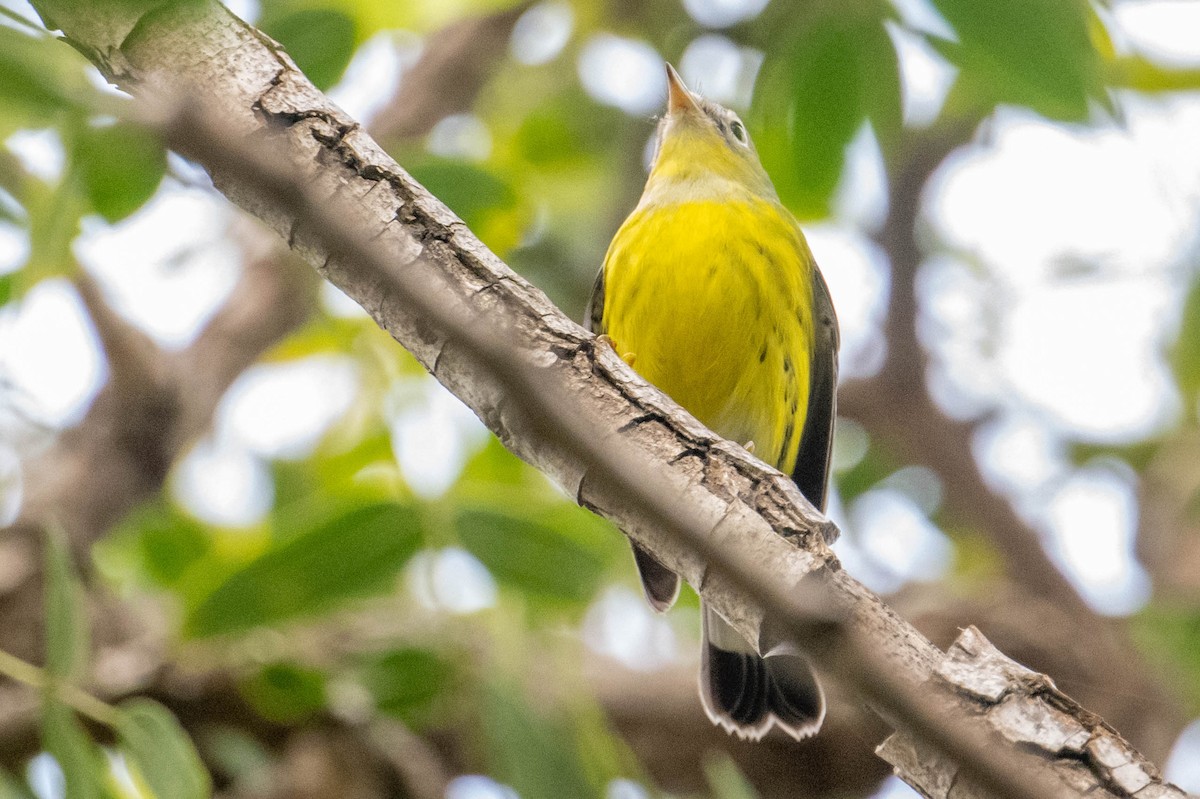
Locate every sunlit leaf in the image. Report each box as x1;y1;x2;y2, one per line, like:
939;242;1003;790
116;698;212;799
260;8;357;90
75;121;166;221
186;502;422;636
41;702;108;799
482;682;593;799
359;648;451;722
1111;56;1200;94
455;507;605;603
931;0;1102;121
239;663;326;724
0;26;89;116
44;525;87;680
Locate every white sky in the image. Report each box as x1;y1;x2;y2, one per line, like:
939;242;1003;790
4;0;1200;790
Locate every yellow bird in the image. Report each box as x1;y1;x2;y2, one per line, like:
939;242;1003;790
587;65;839;741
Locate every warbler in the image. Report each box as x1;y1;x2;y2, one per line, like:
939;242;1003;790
586;65;839;741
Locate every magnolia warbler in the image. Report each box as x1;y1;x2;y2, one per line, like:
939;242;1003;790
587;64;839;741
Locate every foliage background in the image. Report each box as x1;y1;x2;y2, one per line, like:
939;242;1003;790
2;0;1200;797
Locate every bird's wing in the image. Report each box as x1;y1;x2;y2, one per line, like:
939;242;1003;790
791;265;840;513
585;260;681;610
584;265;606;335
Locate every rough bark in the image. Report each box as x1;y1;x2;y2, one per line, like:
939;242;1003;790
22;2;1189;797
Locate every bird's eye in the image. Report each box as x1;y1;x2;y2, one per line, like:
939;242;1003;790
729;119;748;145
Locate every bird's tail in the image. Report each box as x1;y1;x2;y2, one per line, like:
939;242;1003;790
699;601;824;741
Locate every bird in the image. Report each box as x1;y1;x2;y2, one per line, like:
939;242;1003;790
585;64;839;741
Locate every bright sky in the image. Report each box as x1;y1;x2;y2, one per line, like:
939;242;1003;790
4;0;1200;791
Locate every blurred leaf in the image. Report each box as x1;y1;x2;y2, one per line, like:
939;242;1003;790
41;702;108;799
137;503;211;585
482;682;593;799
1132;604;1200;712
456;435;537;489
703;752;759;799
360;648;451;722
260;8;356;90
0;768;35;799
407;158;525;253
0;26;89;117
1172;271;1200;416
239;663;326;724
1068;440;1161;473
456;507;605;603
931;0;1102;121
834;439;901;503
44;526;87;680
0;275;12;307
97;501;214;597
1111;56;1200;94
75;121;166;221
186;502;421;637
198;726;272;786
754;6;900;217
116;698;212;799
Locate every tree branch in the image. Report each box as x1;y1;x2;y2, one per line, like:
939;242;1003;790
26;2;1188;797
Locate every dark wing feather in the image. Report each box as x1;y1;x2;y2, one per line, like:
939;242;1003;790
585;263;682;612
584;266;606;335
791;266;840;512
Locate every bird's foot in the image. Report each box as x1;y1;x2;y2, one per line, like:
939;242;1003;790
743;440;756;455
595;334;636;367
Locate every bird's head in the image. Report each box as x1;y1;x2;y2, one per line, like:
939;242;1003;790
645;64;777;202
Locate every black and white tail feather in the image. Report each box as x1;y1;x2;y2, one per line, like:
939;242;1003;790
700;603;824;741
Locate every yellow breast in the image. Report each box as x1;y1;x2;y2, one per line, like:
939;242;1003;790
601;197;816;473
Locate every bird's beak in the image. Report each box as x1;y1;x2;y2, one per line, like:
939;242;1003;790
665;63;699;115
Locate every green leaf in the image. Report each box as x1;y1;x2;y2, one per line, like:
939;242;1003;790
482;682;593;799
0;26;89;116
408;158;517;231
1132;604;1200;713
261;9;357;90
930;0;1102;121
754;8;901;217
186;502;422;637
834;438;901;504
0;767;35;799
41;702;108;799
703;752;760;799
44;526;87;680
75;121;166;222
359;648;450;722
1172;271;1200;416
116;698;212;799
239;663;326;724
455;507;605;603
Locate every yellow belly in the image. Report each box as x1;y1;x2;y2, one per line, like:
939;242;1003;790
602;198;815;473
